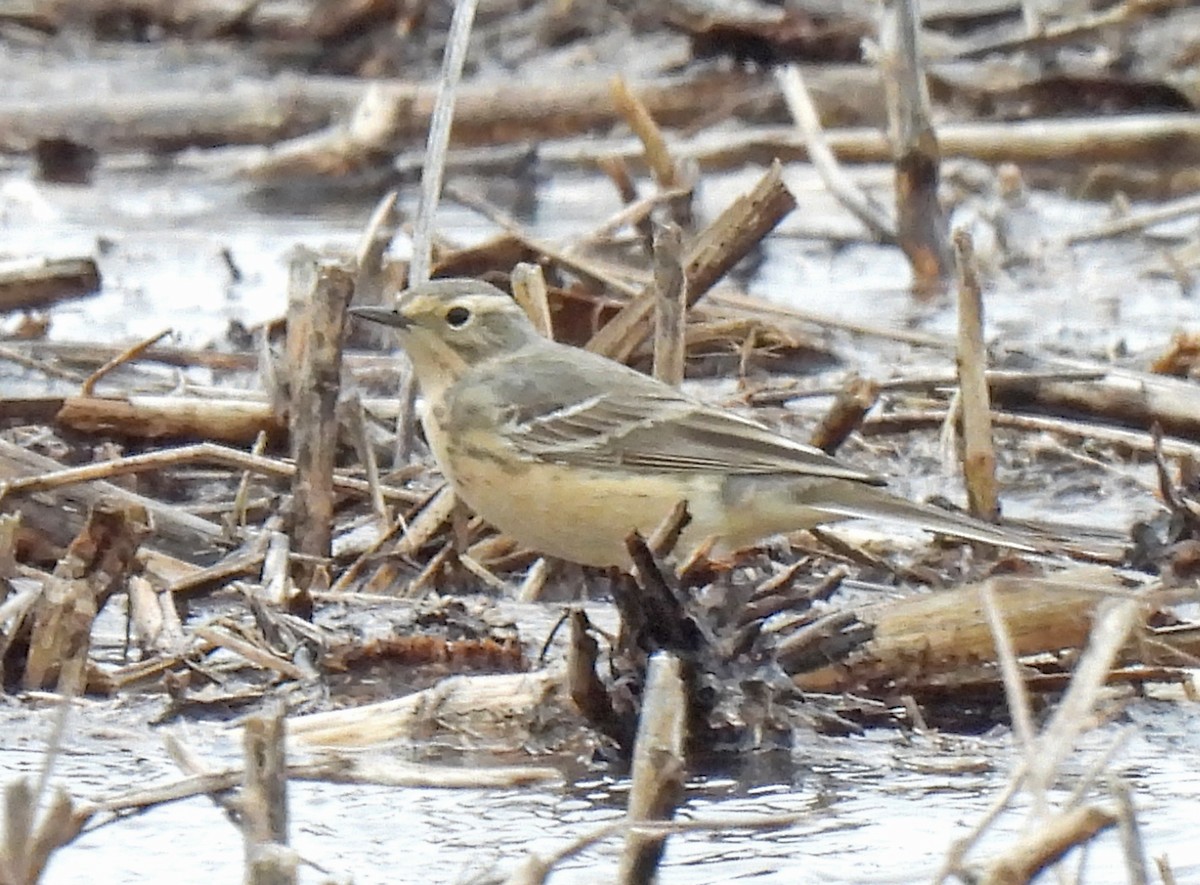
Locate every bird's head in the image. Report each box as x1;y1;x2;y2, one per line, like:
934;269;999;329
352;279;538;395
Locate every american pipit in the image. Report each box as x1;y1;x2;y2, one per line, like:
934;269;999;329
353;279;1040;568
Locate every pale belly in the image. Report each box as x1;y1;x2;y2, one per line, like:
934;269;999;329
450;453;720;568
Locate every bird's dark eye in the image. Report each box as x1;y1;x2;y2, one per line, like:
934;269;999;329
445;305;471;328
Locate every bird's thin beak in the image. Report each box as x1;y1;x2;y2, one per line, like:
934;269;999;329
349;305;411;329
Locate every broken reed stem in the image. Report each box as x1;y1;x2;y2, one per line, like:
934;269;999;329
651;220;686;386
979;584;1036;753
0;256;100;313
609;76;693;229
407;0;478;287
596;153;639;203
808;374;879;454
775;65;895;242
128;575;164;651
863;406;1200;466
1067;190;1200;245
2;779;88;885
259;523;293;612
952;229;999;522
1020;0;1044;36
586;160;796;363
646;500;690;560
395;0;477;466
0;438;225;556
233;431;269;528
22;501;150;692
355;189;400;285
344;394;388;523
515;555;549;602
0;512;17;581
880;0;951;294
959;0;1168;59
392;368;421;467
788;569;1130;693
53;393;286;446
240;82;408;182
610;76;679;193
565;608;628;748
593;155;656;249
622;530;698;654
0;440;420;504
617;652;687;885
243;705;296;885
1155;855;1179;885
396;484;459;562
352;189;401;349
511;262;554;338
286;256;355;602
1108;774;1150;885
1025;597;1143;804
0;342;86;383
243;707;289;844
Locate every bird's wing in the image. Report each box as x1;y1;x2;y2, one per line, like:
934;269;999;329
479;349;885;485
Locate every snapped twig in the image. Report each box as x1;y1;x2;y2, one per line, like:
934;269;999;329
808;374;879;455
79;328;172;396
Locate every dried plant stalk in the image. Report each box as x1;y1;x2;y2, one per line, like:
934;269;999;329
788;569;1130;693
20;501;150;692
776;65;894;242
618;653;687;885
880;0;950;292
953;229;999;521
511;262;554;338
651;220;686;387
808;375;879;454
286;258;355;598
0;256;100;312
55;394;284;444
587;161;796;363
610;76;681;193
243;706;297;885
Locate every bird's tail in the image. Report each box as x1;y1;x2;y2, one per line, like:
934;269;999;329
790;480;1125;560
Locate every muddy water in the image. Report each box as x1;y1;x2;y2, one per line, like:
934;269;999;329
3;48;1200;884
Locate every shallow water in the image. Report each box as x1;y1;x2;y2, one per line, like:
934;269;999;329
12;701;1198;884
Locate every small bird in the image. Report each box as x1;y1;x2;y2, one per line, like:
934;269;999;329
352;279;1041;569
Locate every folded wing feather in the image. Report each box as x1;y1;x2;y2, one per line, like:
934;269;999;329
510;386;885;484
